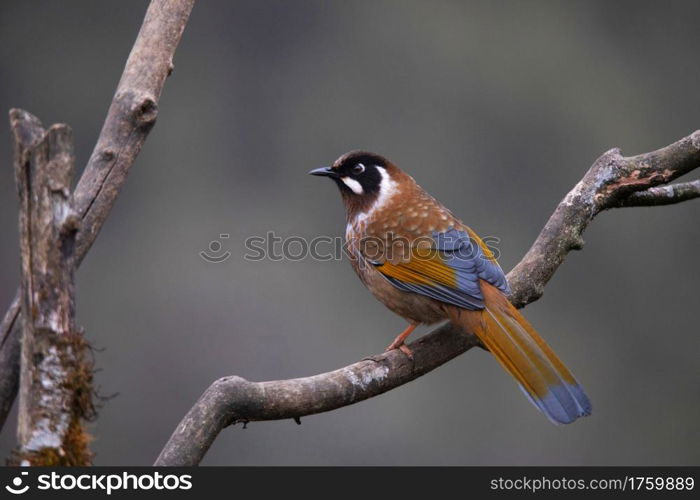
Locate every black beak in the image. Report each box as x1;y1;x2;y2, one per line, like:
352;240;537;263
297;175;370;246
308;166;337;178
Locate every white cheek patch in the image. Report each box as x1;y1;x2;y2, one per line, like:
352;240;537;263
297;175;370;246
341;176;364;195
373;166;398;210
354;166;399;225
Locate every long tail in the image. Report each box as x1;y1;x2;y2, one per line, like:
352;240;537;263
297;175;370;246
448;281;592;424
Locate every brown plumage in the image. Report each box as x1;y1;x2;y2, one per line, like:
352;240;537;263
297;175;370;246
310;151;592;424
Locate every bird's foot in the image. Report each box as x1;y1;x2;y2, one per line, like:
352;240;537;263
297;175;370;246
385;340;414;360
384;323;417;360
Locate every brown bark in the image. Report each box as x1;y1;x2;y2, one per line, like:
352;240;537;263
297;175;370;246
11;110;91;465
508;131;700;308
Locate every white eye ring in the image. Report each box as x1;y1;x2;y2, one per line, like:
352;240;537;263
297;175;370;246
351;163;366;175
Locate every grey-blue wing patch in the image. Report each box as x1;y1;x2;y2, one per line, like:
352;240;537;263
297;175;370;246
374;227;509;311
434;228;509;294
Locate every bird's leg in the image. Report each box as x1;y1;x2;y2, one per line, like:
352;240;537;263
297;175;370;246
385;323;417;359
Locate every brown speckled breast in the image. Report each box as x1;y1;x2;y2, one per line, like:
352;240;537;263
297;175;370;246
345;173;465;325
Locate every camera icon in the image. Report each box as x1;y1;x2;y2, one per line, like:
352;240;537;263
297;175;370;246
200;234;231;263
5;471;29;495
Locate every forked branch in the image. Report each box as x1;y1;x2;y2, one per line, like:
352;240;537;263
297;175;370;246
0;0;195;432
156;131;700;466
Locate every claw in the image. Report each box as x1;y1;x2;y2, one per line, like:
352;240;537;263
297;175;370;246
398;343;414;360
385;339;415;360
384;323;418;360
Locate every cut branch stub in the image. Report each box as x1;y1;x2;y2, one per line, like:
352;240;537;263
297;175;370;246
11;109;92;466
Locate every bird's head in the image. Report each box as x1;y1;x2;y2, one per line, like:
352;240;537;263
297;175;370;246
309;151;403;217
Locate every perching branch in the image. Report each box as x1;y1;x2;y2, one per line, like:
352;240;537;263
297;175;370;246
11;110;92;465
156;131;700;466
0;0;195;432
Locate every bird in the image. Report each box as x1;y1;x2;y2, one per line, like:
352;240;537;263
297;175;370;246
309;151;592;424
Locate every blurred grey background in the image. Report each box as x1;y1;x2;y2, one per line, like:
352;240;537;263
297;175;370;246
0;0;698;465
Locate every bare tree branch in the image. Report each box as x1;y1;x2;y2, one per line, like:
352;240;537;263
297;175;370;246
610;180;700;207
11;109;92;465
156;131;700;466
508;131;700;308
0;0;195;432
72;0;194;262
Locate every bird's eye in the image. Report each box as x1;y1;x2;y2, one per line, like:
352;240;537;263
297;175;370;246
352;163;366;175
